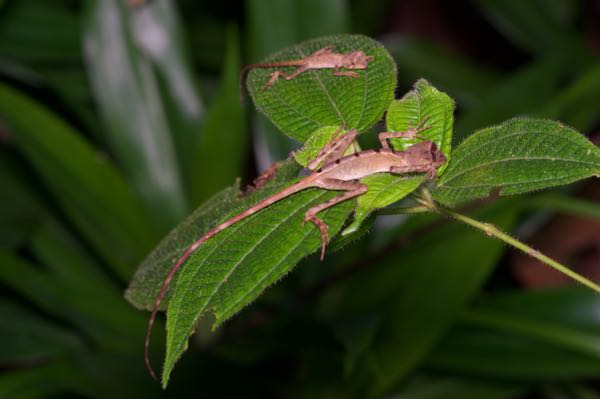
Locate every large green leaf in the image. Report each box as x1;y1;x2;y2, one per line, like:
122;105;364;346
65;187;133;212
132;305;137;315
246;0;351;161
327;201;518;397
84;0;187;232
0;360;90;399
153;161;354;385
428;288;600;379
190;27;247;206
126;182;246;311
0;300;82;365
389;374;527;399
0;155;44;249
342;79;454;235
0;83;155;278
434;118;600;206
130;0;205;181
127;159;303;310
247;34;396;142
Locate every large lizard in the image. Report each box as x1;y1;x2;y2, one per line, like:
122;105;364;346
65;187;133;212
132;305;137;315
144;125;445;379
240;45;374;93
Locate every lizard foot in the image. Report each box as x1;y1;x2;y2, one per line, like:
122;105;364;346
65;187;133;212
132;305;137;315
334;71;360;78
303;214;329;260
425;165;438;181
260;71;284;92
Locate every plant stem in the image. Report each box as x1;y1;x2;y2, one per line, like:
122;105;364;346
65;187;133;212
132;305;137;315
375;205;429;215
417;189;600;295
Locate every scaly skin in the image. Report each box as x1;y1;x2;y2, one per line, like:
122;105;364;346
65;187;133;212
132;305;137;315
240;45;374;95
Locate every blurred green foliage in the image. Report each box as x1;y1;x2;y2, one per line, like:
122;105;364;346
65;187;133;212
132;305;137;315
0;0;600;398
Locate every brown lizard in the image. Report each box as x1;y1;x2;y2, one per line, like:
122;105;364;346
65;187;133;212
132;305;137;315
240;45;374;94
144;125;445;380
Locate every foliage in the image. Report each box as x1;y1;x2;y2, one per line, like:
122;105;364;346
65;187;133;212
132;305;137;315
1;1;600;398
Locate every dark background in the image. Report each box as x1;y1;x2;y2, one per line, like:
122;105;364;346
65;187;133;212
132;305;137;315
1;0;599;398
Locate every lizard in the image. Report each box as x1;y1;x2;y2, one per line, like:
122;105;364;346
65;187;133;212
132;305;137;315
240;45;374;95
144;125;446;380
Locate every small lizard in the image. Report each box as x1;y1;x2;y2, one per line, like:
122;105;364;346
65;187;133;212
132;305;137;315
240;45;374;94
144;126;445;380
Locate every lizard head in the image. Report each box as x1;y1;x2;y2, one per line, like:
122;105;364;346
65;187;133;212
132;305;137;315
403;140;447;169
345;51;374;69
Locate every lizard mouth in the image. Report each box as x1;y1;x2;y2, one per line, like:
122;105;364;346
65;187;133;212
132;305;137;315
432;145;447;166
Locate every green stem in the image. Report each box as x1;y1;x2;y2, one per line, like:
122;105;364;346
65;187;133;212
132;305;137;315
417;189;600;295
375;205;429;215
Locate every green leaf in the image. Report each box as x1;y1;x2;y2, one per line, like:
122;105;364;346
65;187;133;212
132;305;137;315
84;0;187;232
390;374;527;399
455;54;567;140
293;125;360;167
472;0;575;53
383;35;500;108
246;0;350;162
343;174;423;236
126;182;245;311
540;64;600;130
429;288;600;379
0;300;82;365
386;79;454;156
247;34;396;142
0;0;80;63
342;79;455;235
28;219;147;349
329;201;518;396
0;360;89;399
126;159;303;311
429;324;600;380
190;27;247;206
161;171;354;386
434;118;600;206
0;82;156;278
0;155;44;249
130;0;205;181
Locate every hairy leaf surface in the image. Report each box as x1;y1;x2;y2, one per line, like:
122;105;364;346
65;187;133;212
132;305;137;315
434;118;600;205
162;187;353;386
126;160;302;310
343;79;454;234
247;34;396;142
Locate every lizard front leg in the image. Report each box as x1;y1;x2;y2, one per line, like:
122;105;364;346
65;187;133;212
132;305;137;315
307;128;358;171
378;118;431;149
333;68;360;78
260;65;310;91
303;178;368;260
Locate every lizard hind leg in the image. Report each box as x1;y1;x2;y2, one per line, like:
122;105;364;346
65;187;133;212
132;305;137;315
303;179;368;260
307;128;358;171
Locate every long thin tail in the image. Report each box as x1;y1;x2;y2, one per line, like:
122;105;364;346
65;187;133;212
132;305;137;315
144;181;308;380
239;61;304;102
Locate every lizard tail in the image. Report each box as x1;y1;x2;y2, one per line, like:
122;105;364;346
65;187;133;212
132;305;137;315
144;180;309;381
